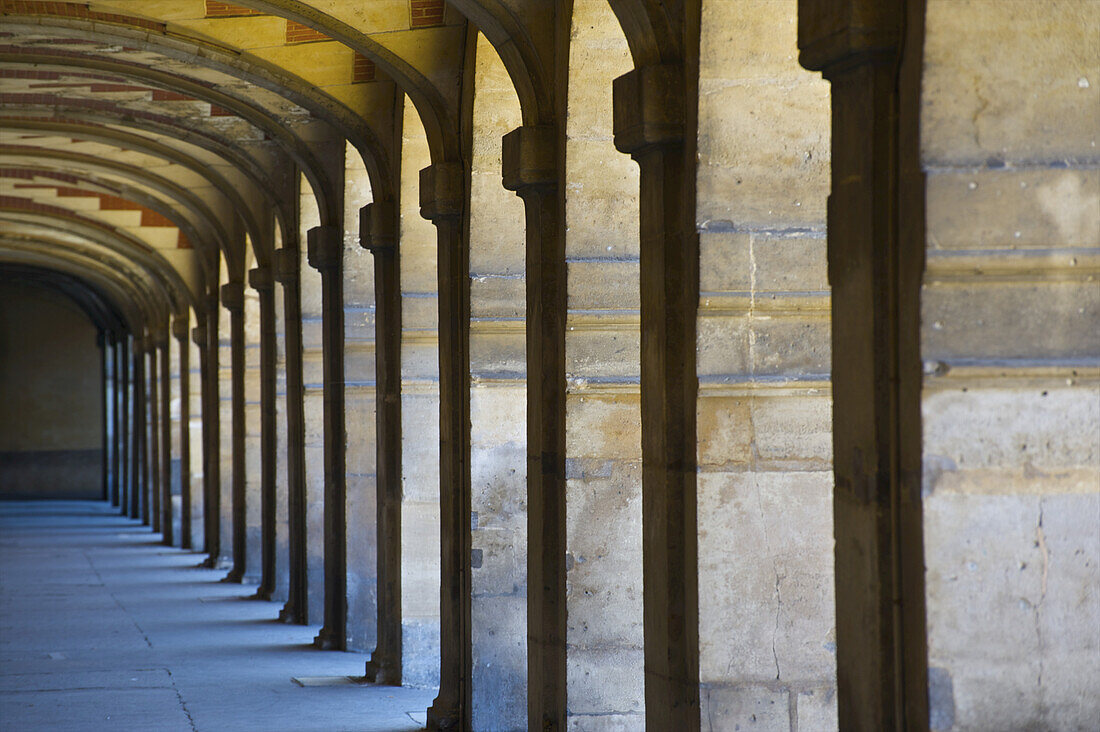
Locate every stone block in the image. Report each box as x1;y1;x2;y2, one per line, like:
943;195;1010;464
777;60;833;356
696;314;751;378
698;471;835;684
565;138;640;260
565;394;641;460
402;393;440;501
401;294;439;331
566;646;645;716
470;276;525;318
749;315;830;376
696;395;754;468
796;686;837;731
697;81;829;230
568;260;640;311
401;500;441;619
472;594;527;732
927;168;1100;250
472;526;521;596
922;280;1100;361
699;684;789;732
471;329;526;378
402;619;441;688
565;323;640;380
751;234;829;293
923;387;1100;472
700;231;753;293
922;0;1100;162
566;713;644;731
752;394;832;467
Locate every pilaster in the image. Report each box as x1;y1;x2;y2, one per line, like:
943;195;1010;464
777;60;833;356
361;200;404;685
274;245;309;625
250;265;278;600
422;161;472;732
307;225;347;650
797;0;929;727
221;280;247;583
174;316;192;550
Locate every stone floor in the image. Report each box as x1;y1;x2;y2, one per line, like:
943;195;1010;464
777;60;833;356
0;500;434;731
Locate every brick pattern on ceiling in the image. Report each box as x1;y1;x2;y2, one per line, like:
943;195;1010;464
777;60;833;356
2;2;166;32
352;53;376;84
410;0;444;28
204;1;265;18
285;20;328;44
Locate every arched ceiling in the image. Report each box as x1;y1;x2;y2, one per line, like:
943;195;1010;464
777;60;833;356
0;0;610;335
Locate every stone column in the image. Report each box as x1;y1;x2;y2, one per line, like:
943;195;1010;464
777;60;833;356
159;327;173;546
147;339;158;528
250;265;278;600
797;1;929;727
111;333;122;507
175;317;192;550
120;335;131;516
136;330;149;519
501;125;567;731
221;280;247;583
613;64;700;728
274;245;309;624
99;331;109;501
200;291;222;566
307;225;347;649
361;200;403;685
422;162;473;731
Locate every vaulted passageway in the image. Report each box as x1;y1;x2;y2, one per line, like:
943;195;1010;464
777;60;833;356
1;1;1097;730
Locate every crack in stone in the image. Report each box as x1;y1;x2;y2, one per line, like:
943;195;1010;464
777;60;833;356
772;569;783;681
165;668;198;732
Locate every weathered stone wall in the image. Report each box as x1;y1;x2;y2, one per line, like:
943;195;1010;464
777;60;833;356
299;173;327;623
468;32;527;731
695;1;836;728
0;279;104;499
344;141;379;652
400;95;442;688
920;3;1100;728
564;1;645;726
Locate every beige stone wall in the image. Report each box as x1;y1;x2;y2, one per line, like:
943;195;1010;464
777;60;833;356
695;1;836;728
300;173;327;622
565;1;645;726
920;3;1100;728
468;32;528;731
400;94;442;687
344;141;379;651
0;280;104;499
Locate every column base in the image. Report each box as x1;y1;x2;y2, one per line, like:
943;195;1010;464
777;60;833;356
363;653;400;686
312;626;342;650
425;697;460;731
220;568;244;583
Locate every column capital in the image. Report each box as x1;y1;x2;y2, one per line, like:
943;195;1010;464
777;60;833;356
797;0;901;74
221;280;245;313
248;265;274;292
612;65;684;156
272;247;298;284
306;225;343;273
501;125;555;192
359;201;397;252
172;316;190;342
419;162;464;220
191;324;206;347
